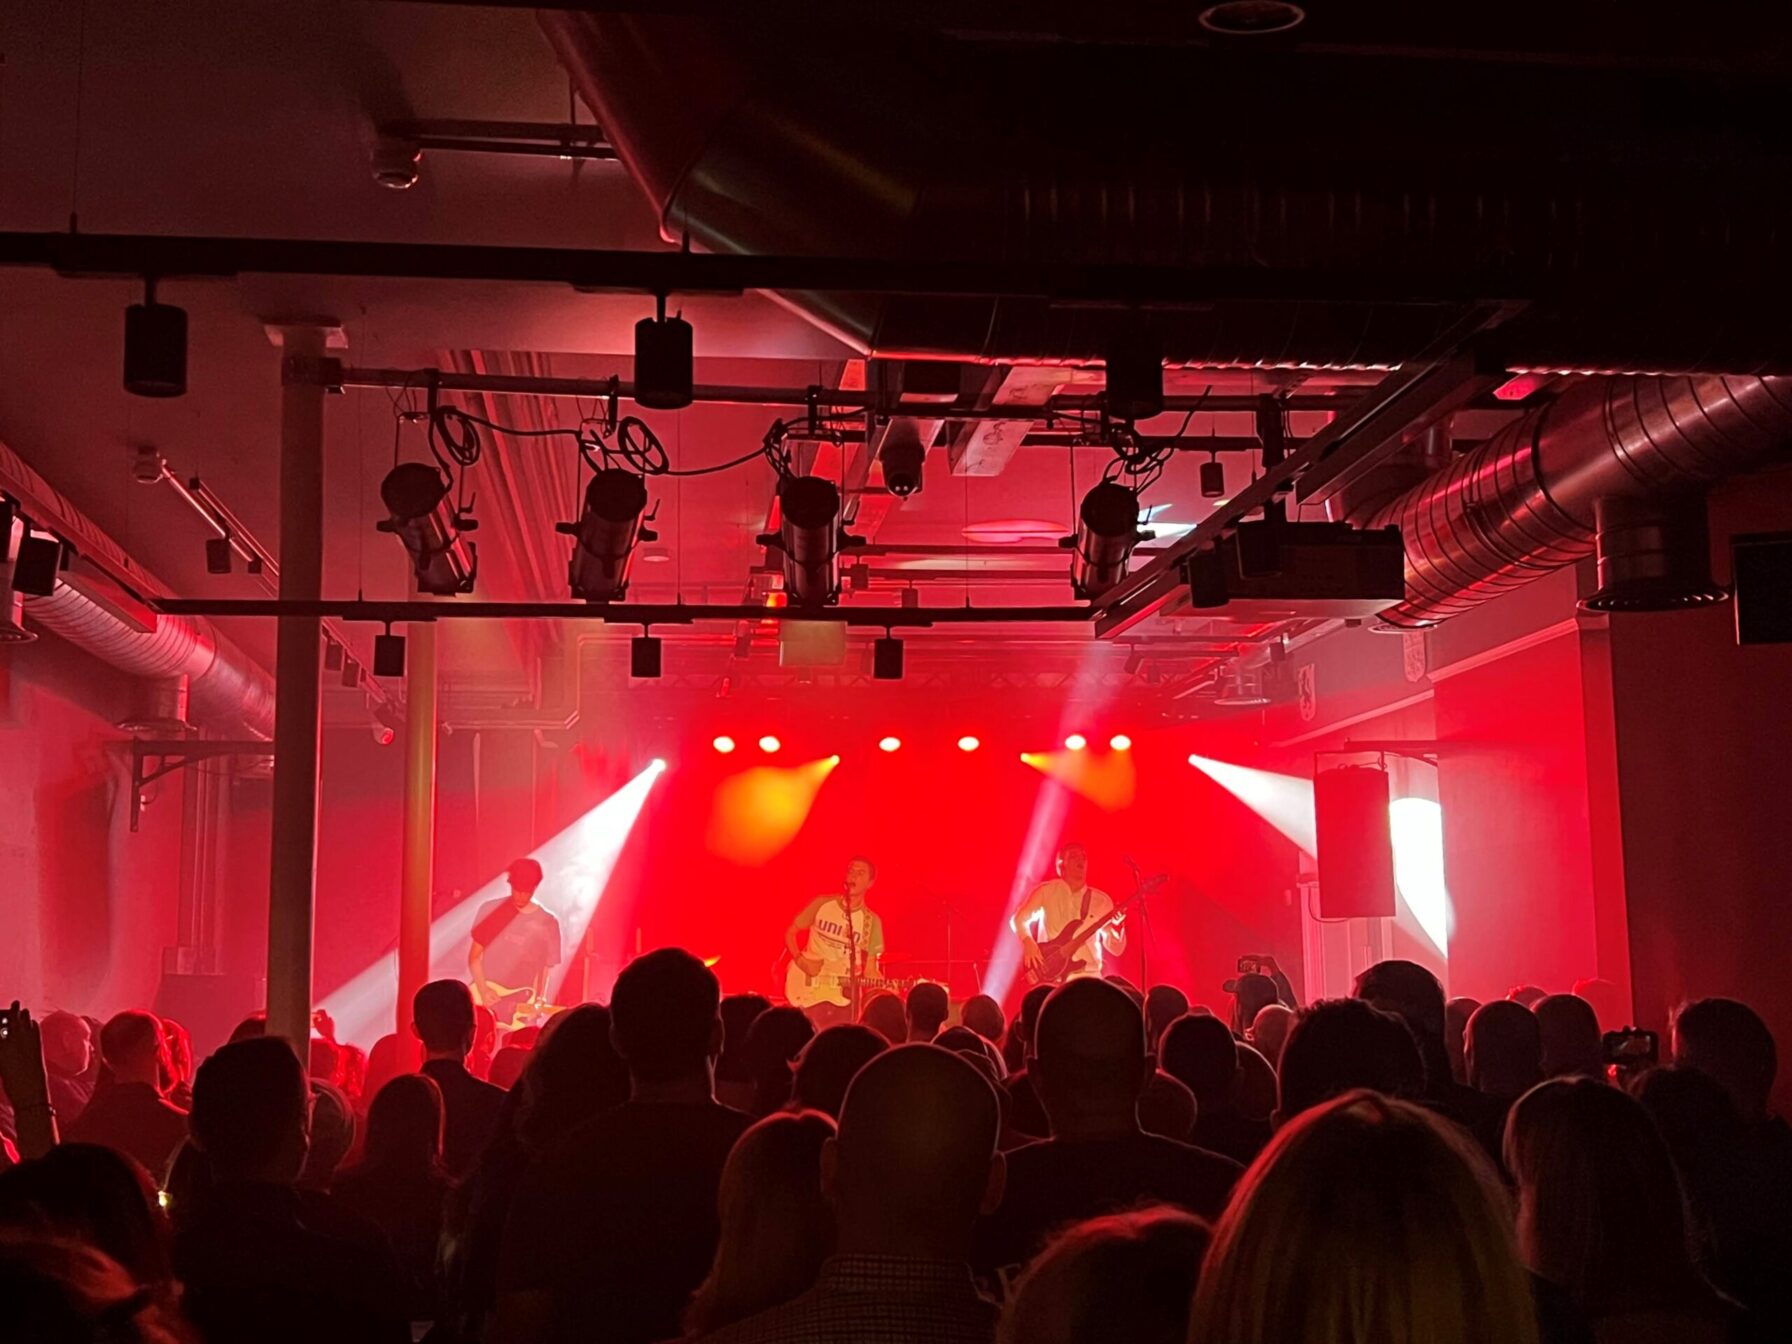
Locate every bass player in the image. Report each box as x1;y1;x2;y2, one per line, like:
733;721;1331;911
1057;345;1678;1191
1013;842;1127;984
785;856;887;1024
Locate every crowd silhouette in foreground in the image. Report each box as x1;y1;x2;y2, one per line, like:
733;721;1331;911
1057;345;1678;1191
0;953;1787;1344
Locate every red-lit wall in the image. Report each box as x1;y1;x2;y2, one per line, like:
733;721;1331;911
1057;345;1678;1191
0;638;185;1017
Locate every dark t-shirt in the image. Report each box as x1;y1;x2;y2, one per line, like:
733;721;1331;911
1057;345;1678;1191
472;899;563;990
66;1081;189;1180
499;1099;752;1344
420;1059;508;1177
975;1131;1242;1276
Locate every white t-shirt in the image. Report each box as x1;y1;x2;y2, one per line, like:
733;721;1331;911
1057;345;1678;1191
1012;878;1125;977
806;898;884;970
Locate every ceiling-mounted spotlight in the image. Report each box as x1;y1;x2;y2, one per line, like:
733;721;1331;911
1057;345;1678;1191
631;633;663;679
760;476;855;607
124;278;187;398
872;635;903;681
878;420;926;498
1103;324;1164;423
1064;480;1149;600
205;536;233;575
558;469;655;602
1200;454;1227;499
634;295;693;410
377;462;477;595
1213;666;1272;707
8;531;62;598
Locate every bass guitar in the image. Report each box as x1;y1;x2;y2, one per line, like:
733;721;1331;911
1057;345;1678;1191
783;960;918;1010
1025;872;1167;986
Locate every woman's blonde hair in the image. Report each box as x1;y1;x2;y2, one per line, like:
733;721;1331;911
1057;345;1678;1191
682;1109;836;1335
1188;1090;1538;1344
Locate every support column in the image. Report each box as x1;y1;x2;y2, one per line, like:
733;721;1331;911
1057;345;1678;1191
265;327;328;1049
397;621;438;1068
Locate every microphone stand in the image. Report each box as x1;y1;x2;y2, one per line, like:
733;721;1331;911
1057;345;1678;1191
1125;857;1153;993
844;887;863;1023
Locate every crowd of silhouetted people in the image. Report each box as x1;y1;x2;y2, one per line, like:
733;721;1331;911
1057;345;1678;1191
0;954;1787;1344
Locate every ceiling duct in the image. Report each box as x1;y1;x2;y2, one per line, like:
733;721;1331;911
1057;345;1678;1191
1581;493;1727;614
1359;376;1792;628
544;15;1792;372
1;439;275;739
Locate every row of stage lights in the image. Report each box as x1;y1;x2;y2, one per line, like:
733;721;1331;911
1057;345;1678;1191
712;732;1134;755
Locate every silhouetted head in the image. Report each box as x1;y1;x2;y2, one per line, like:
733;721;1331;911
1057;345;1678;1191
859;991;907;1045
1138;1071;1196;1141
1535;994;1603;1079
1277;998;1423;1124
1466;1001;1543;1101
1191;1091;1535;1344
999;1208;1210;1344
1247;1004;1294;1067
963;995;1006;1044
39;1012;92;1080
1671;997;1777;1122
0;1235;187;1344
0;1144;169;1286
191;1037;310;1184
412;979;477;1059
507;857;543;901
1506;1077;1711;1316
1444;996;1480;1085
361;1074;444;1175
1033;978;1149;1137
718;993;772;1084
1144;986;1189;1051
97;1012;167;1090
1159;1012;1238;1111
826;1045;1003;1256
1227;974;1278;1036
1507;985;1548;1010
742;1006;815;1116
906;983;950;1042
610;948;723;1086
793;1025;888;1118
518;1003;629;1148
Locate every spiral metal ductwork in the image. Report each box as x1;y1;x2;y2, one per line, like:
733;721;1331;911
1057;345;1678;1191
1361;376;1792;627
1;439;275;739
544;14;1792;372
24;583;277;738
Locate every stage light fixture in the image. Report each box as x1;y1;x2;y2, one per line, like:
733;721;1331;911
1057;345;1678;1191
1109;733;1133;751
878;736;901;753
205;536;233;574
1065;733;1088;751
634;298;694;410
1200;454;1226;499
1065;481;1147;600
713;735;737;754
957;735;981;752
123;278;187;398
373;630;407;678
759;476;852;607
872;635;904;681
371;721;396;747
377;463;477;595
759;734;782;754
8;532;62;597
1213;667;1272;707
630;634;662;679
559;469;656;601
340;658;361;689
878;421;926;498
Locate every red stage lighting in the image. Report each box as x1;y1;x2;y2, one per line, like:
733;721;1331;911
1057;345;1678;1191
1109;733;1132;751
957;735;981;752
878;736;901;753
759;734;782;754
712;735;736;754
1064;733;1088;751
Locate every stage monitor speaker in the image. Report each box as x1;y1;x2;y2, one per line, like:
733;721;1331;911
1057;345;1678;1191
1315;765;1396;919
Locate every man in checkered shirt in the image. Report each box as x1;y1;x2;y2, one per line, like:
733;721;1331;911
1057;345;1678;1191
697;1044;1005;1344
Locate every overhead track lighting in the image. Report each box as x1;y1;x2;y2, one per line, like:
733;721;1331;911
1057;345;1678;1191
559;469;656;602
377;463;477;595
1065;481;1148;600
1200;454;1227;499
123;278;187;398
761;476;856;607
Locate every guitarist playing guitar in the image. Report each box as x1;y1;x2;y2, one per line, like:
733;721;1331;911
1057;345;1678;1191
1013;843;1128;985
784;856;889;1025
469;857;564;1027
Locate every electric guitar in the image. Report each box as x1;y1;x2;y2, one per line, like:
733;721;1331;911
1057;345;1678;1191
481;981;565;1030
783;960;917;1009
1024;872;1168;986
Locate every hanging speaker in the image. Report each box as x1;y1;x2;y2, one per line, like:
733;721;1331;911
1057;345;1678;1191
1315;765;1396;919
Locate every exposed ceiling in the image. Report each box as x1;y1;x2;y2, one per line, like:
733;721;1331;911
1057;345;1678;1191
3;1;1787;725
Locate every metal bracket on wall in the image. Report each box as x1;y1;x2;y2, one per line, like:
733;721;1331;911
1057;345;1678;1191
129;739;274;833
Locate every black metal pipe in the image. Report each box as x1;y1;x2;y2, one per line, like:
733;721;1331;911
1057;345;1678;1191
152;598;1096;626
